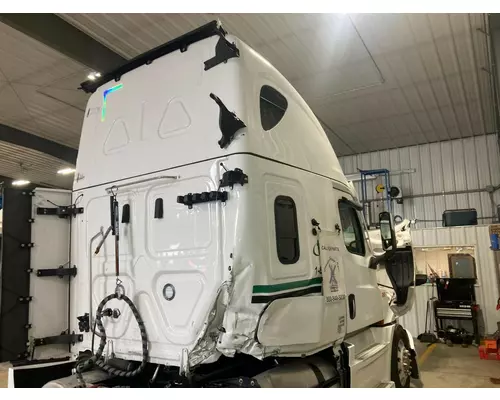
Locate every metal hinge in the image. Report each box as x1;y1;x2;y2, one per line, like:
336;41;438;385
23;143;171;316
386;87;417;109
36;205;84;219
36;266;77;278
33;332;83;347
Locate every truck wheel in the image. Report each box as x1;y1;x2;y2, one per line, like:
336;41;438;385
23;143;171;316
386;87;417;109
391;325;411;388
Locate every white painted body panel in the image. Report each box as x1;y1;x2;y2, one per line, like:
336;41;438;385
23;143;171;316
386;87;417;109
29;189;72;360
67;25;413;386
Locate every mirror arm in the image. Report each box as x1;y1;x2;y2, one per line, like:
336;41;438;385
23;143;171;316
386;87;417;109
369;253;385;269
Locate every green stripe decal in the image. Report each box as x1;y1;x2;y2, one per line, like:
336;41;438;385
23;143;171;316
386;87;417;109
252;277;323;294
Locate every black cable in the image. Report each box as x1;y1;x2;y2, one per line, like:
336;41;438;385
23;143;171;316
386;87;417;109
91;320;97;355
75;293;148;387
46;199;61;207
39;193;83;208
378;283;393;290
73;193;84;205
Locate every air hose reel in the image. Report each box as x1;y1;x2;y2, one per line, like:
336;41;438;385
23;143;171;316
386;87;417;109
75;292;149;387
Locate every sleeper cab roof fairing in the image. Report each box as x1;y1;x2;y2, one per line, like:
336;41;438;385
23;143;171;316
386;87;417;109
79;20;229;94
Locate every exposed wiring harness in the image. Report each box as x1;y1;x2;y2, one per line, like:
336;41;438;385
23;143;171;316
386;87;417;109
75;293;149;387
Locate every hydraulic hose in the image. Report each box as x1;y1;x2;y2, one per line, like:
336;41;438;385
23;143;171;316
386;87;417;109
75;293;148;387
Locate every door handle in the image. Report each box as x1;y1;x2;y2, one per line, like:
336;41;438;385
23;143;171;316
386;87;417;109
348;294;356;319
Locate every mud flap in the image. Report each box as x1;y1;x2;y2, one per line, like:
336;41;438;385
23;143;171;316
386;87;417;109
403;327;422;387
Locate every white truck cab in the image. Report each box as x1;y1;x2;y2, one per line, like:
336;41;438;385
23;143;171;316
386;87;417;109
5;20;424;388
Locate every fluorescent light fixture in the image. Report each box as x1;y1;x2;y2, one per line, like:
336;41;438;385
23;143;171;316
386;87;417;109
12;180;30;186
57;168;76;175
87;71;102;81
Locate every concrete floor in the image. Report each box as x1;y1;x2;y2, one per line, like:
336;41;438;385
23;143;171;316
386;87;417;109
415;341;500;388
1;342;500;387
0;362;8;388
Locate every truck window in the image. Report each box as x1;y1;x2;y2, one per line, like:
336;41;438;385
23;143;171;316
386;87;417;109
274;196;299;264
338;201;365;256
260;85;288;131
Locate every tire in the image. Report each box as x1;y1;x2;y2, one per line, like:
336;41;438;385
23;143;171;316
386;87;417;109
390;325;411;388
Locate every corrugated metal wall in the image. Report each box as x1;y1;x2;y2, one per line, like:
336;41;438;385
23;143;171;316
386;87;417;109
399;225;500;338
339;134;500;228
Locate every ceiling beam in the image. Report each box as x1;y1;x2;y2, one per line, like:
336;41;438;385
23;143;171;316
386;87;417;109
0;13;127;72
0;123;77;165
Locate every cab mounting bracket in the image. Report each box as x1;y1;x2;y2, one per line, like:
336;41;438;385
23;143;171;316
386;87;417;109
210;93;246;149
204;35;240;71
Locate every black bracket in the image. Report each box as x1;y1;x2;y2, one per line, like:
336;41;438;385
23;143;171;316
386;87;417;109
36;266;77;278
210;93;246;149
204;35;240;71
37;205;84;219
220;168;248;189
177;191;228;209
20;243;34;249
33;332;83;347
77;313;90;333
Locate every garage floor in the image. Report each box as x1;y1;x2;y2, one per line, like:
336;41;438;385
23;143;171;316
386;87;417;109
0;363;8;388
1;343;500;388
415;341;500;388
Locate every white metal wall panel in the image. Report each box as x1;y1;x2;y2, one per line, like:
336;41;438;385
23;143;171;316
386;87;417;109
339;134;500;228
400;225;500;337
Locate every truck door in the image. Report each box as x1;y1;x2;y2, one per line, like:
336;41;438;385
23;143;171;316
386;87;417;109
337;197;384;333
317;230;348;342
27;189;73;361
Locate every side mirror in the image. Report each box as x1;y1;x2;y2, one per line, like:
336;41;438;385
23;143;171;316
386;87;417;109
379;211;396;251
415;273;428;286
368;211;397;270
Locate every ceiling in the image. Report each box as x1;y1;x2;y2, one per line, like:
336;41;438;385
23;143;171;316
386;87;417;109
0;13;494;187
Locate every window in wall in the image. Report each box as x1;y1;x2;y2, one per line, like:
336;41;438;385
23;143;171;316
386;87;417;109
274;196;300;264
260;85;288;131
338;201;366;256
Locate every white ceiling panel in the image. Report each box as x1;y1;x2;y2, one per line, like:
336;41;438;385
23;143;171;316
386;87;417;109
0;141;74;188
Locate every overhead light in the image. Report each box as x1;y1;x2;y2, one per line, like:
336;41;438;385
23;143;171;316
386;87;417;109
87;71;102;81
12;180;30;186
57;168;76;175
